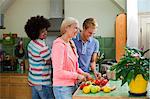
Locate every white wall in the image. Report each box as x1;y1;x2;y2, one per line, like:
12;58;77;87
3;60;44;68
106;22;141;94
0;0;16;13
65;0;121;37
1;0;121;37
127;0;138;48
114;0;126;10
1;0;50;37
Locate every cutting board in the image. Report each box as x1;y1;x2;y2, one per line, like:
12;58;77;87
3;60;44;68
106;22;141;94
115;13;127;62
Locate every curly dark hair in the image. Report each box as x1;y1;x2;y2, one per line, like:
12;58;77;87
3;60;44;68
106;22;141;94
24;15;50;40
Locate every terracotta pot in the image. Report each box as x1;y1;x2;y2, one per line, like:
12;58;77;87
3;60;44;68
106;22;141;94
129;74;148;94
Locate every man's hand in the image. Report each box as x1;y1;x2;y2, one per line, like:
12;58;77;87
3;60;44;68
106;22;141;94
94;71;101;79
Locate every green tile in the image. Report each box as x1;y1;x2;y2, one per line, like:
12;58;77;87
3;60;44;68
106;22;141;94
100;48;105;54
104;37;115;48
95;36;104;49
100;38;104;49
112;38;115;49
95;37;116;59
103;48;115;59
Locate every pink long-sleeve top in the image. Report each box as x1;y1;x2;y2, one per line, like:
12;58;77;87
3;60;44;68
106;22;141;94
51;38;84;86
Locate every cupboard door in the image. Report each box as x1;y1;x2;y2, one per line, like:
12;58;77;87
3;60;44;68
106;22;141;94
10;76;27;84
9;76;31;99
0;76;10;83
10;84;31;99
0;76;10;98
0;84;10;98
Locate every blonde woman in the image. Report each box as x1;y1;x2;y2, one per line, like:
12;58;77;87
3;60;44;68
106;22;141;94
51;17;90;99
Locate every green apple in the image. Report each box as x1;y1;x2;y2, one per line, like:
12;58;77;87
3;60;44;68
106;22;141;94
90;86;98;93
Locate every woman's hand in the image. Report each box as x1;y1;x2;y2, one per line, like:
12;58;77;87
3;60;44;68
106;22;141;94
82;72;93;81
77;74;86;82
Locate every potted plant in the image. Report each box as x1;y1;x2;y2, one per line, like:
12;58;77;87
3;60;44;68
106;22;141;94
110;47;149;96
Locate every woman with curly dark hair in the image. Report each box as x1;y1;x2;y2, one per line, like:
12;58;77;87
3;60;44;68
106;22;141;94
24;15;55;99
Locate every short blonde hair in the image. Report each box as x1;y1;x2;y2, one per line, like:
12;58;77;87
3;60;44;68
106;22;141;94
83;18;98;30
60;17;79;35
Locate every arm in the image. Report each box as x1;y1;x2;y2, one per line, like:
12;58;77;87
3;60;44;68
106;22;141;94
91;52;98;73
91;39;100;79
40;45;51;65
76;63;91;80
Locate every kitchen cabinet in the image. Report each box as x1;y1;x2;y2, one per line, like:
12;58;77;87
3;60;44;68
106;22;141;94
0;76;10;98
0;73;31;99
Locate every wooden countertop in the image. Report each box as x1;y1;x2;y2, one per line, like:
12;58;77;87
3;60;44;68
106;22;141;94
73;80;150;99
0;71;28;76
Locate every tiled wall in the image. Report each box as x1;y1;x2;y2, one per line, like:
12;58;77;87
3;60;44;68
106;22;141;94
1;36;116;59
95;36;115;59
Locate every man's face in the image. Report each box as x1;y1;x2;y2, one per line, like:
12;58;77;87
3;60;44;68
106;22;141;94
84;27;97;39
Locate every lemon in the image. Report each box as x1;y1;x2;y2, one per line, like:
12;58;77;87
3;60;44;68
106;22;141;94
103;86;111;93
83;86;91;94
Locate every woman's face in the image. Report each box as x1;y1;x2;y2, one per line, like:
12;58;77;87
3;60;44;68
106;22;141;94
39;28;48;39
66;23;79;38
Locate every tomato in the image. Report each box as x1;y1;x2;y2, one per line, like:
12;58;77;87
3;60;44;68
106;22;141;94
95;79;101;85
100;79;108;86
80;83;89;90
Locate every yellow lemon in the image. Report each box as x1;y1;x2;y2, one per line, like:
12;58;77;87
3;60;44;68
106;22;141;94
83;86;91;94
103;86;111;93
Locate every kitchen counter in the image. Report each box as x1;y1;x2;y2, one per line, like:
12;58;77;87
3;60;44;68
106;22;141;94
0;71;28;76
73;80;150;99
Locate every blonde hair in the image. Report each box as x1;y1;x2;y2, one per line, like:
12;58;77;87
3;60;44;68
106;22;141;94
60;17;79;35
83;18;98;29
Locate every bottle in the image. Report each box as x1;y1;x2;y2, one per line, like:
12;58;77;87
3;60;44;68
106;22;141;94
106;70;112;80
111;70;116;80
20;61;25;73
